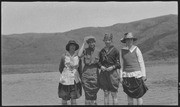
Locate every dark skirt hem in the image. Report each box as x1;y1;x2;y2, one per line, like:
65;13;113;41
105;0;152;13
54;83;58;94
122;77;148;98
58;81;82;100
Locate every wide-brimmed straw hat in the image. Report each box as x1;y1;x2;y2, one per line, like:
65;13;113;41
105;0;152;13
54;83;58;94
66;40;79;51
120;32;137;43
86;36;96;43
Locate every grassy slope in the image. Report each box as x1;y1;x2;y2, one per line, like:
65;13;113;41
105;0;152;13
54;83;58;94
1;14;178;65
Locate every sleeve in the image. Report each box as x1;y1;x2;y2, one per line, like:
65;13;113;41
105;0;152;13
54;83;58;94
78;42;86;58
119;50;123;78
114;49;121;69
136;47;146;77
59;54;65;74
78;58;82;79
97;51;102;68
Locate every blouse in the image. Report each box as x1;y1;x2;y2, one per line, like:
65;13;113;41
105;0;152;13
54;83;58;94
120;45;146;78
59;52;82;85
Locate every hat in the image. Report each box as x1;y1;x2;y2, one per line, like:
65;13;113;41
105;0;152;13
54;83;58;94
120;32;137;43
103;33;113;41
86;36;96;43
66;40;79;51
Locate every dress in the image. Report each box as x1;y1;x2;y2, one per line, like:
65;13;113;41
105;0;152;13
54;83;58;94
81;47;100;100
58;52;82;100
120;45;148;98
98;45;121;92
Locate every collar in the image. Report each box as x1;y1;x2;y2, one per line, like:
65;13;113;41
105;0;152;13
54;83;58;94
103;45;114;51
122;45;137;53
66;51;77;57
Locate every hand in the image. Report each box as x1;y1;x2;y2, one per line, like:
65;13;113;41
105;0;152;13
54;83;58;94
142;76;147;81
59;78;65;84
119;78;123;84
84;36;90;43
106;66;115;71
101;66;107;71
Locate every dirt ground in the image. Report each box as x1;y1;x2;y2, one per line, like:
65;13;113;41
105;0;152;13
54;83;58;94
2;64;178;105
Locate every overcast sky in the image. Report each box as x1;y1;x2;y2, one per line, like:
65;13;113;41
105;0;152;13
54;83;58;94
2;1;178;35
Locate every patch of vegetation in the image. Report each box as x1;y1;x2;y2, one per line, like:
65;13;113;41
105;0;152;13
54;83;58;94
151;79;178;87
148;50;178;61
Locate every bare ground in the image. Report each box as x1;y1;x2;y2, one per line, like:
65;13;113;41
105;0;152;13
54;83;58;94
2;64;178;105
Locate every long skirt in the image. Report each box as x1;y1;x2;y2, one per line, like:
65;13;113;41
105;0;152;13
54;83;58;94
58;81;82;100
82;64;100;100
122;77;148;98
99;69;120;92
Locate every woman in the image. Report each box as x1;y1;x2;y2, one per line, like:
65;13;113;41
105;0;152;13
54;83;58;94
78;36;100;105
58;40;82;105
98;33;121;105
119;32;148;105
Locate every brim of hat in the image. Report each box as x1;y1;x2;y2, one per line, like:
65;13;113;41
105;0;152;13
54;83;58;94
66;43;79;51
120;38;137;43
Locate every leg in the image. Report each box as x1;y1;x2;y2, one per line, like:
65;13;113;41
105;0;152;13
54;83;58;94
62;99;68;105
111;91;118;105
127;95;133;105
70;99;76;105
91;100;97;105
104;90;110;105
85;100;91;105
137;97;143;105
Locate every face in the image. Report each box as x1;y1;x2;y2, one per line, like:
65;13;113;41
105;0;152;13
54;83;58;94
88;40;96;48
104;38;112;47
125;39;134;46
69;44;76;52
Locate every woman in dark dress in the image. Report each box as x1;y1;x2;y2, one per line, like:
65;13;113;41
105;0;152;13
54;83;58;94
78;36;100;105
98;33;121;105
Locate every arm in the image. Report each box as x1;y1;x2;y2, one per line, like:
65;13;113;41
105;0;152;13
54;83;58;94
78;36;89;58
78;42;85;58
119;50;124;83
97;51;102;68
59;55;65;74
119;50;123;78
97;51;106;71
78;58;82;79
114;49;121;69
136;47;146;78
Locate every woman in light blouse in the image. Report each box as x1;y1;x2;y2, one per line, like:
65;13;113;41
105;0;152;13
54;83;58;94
119;32;148;105
58;40;82;105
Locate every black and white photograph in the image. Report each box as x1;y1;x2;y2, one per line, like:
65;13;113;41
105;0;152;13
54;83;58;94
1;1;178;105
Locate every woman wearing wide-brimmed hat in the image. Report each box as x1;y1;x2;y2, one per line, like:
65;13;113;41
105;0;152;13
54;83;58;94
58;40;82;105
78;36;100;105
119;32;148;105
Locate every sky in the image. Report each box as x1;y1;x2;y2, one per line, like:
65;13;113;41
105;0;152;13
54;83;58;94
2;1;178;35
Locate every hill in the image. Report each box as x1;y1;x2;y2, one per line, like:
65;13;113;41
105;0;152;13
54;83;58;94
1;14;178;65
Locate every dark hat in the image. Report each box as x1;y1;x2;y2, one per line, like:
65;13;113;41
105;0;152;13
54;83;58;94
66;40;79;51
86;36;96;43
103;33;113;41
120;32;137;43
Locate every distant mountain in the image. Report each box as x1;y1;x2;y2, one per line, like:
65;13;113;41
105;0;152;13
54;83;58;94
2;14;178;65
